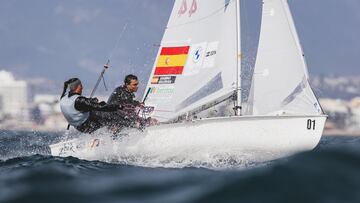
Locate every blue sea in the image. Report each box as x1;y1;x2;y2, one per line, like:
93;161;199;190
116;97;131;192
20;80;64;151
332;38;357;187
1;130;360;203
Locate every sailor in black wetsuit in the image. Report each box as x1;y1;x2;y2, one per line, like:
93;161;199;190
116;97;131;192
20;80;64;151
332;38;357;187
108;74;157;128
60;78;136;133
108;74;141;108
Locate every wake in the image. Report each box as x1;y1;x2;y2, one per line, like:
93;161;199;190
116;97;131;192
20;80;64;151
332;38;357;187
51;128;287;169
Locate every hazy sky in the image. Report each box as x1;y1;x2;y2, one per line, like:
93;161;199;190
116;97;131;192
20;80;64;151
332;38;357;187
0;0;359;93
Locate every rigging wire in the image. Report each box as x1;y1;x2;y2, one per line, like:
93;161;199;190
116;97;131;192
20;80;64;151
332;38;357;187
108;22;129;62
89;22;129;97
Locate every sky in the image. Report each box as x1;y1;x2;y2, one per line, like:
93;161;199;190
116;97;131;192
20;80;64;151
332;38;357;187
0;0;359;94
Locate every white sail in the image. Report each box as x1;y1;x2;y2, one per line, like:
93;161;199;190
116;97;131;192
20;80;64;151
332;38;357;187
247;0;322;116
143;0;239;122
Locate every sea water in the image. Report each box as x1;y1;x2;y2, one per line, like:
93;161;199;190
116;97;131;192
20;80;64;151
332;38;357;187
1;130;360;203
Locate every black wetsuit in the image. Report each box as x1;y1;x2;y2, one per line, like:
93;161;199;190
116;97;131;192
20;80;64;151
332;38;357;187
107;86;140;107
71;93;134;133
107;86;146;127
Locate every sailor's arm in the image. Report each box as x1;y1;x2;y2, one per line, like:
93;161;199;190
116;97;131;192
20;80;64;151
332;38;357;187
132;99;141;107
74;96;120;112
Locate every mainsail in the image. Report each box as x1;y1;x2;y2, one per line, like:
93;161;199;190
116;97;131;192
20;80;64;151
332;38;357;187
246;0;322;116
144;0;239;122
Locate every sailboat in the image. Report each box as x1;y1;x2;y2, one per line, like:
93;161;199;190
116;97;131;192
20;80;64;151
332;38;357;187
50;0;326;158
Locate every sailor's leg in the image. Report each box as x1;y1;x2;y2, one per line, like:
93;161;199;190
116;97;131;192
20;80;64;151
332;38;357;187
76;113;102;133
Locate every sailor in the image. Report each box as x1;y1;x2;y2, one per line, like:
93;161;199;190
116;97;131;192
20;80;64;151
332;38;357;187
60;78;136;133
107;74;157;128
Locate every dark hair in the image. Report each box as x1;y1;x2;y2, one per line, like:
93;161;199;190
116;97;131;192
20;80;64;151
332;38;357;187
124;74;138;85
60;78;81;99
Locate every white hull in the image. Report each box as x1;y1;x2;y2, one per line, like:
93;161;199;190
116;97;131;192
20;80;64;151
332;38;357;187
141;115;326;153
50;115;326;160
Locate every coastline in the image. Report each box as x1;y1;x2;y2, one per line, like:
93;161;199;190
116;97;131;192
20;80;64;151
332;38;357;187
323;129;360;136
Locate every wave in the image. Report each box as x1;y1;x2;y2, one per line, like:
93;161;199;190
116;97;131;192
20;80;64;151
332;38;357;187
1;147;360;203
196;148;360;203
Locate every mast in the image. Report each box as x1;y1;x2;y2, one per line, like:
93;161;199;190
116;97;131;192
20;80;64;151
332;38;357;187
235;0;242;116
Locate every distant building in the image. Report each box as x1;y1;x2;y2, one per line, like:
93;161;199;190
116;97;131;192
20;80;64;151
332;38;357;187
30;94;59;124
349;97;360;130
319;98;351;129
31;94;68;130
0;70;28;119
0;94;4;120
33;94;61;116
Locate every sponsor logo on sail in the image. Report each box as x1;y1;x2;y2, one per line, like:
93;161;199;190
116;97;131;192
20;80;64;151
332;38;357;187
149;87;175;94
151;76;177;84
192;46;203;63
140;106;155;116
202;41;219;68
206;50;216;57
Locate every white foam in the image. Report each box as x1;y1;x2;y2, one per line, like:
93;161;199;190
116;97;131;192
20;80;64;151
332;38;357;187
54;128;286;170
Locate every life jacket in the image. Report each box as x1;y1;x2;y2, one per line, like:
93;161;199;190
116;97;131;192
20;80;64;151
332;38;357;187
60;94;90;127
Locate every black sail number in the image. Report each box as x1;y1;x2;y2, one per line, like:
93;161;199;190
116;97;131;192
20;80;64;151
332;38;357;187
307;119;316;130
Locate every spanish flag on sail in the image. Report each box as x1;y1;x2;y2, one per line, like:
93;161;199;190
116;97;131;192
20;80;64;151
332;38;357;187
154;46;190;75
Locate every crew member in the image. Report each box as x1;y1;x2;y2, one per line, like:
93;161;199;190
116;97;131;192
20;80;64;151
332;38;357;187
108;74;157;128
60;78;135;133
